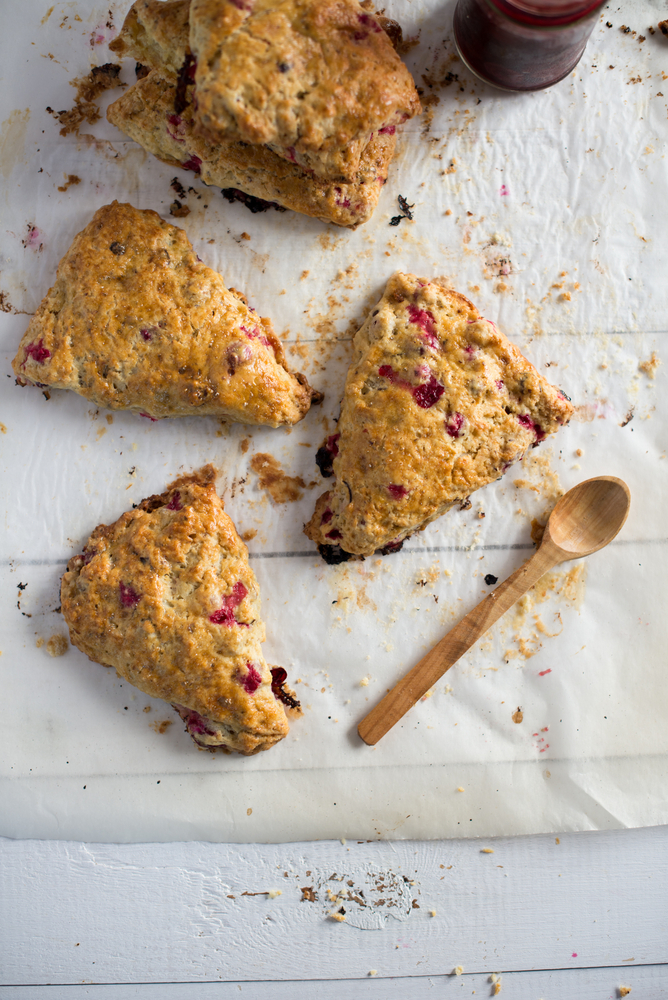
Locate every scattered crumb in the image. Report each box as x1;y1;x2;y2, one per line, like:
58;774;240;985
241;529;257;542
250;453;305;503
453;966;464;976
512;708;523;724
169;200;190;217
555;837;560;844
480;848;494;854
143;705;151;713
267;889;282;899
240;232;251;240
618;988;632;997
240;437;250;454
48;63;124;136
456;786;465;792
429;909;437;917
329;911;346;922
368;970;377;977
493;982;502;995
35;637;45;648
57;173;81;192
150;719;172;734
247;807;252;815
639;352;661;378
46;634;68;657
301;270;310;280
359;677;369;686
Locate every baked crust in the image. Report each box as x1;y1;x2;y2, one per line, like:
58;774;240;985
107;70;395;228
61;468;300;755
304;273;574;559
12;201;319;424
189;0;420;180
110;0;191;75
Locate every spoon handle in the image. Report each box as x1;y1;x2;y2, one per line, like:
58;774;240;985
357;540;562;746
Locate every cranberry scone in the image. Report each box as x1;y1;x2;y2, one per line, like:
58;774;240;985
189;0;420;180
61;468;300;754
12;202;320;424
304;273;574;562
107;70;395;228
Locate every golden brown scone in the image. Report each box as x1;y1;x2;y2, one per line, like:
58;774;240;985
304;273;574;560
12;202;319;424
110;0;191;75
189;0;420;180
61;468;301;754
107;70;395;228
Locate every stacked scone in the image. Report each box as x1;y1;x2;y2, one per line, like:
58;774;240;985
108;0;421;226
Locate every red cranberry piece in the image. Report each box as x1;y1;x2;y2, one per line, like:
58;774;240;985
315;433;340;477
495;379;505;390
139;412;158;421
334;187;351;208
240;324;270;347
326;529;342;540
240;662;262;694
270;667;300;709
517;413;545;442
387;483;408;499
24;339;51;363
209;581;248;625
413;374;445;409
321;508;334;524
445;411;464;438
173;704;217;737
119;581;140;607
379;125;396;135
166;491;182;511
407;304;438;349
181;155;201;173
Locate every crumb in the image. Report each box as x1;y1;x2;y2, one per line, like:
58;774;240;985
143;705;151;713
36;637;45;648
493;983;502;995
618;988;632;997
268;889;282;898
456;786;465;792
445;208;452;216
453;966;464;976
169;200;190;217
575;448;583;457
360;677;369;686
46;634;68;657
241;529;257;542
659;20;668;35
150;719;172;734
480;848;494;853
512;707;523;724
429;909;437;917
240;232;251;240
57;173;81;192
301;270;310;280
247;807;252;815
250;453;305;503
639;351;661;378
240;437;250;453
368;970;377;977
329;911;346;922
555;837;560;844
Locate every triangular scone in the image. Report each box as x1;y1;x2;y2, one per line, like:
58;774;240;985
304;273;574;561
109;0;191;75
107;70;395;228
189;0;420;180
12;202;319;425
61;468;300;754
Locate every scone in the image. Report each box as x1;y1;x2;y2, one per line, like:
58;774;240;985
109;0;191;76
304;273;574;561
107;69;395;228
61;467;300;754
189;0;420;180
12;202;320;424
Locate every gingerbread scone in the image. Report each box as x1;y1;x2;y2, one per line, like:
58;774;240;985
61;468;300;754
189;0;420;180
12;202;320;424
304;273;574;561
107;70;395;228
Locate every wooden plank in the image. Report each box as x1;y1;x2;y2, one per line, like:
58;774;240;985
2;828;667;985
0;965;665;998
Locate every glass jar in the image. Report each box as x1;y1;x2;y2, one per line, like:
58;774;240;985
453;0;605;92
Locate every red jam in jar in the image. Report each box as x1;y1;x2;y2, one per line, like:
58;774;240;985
453;0;605;92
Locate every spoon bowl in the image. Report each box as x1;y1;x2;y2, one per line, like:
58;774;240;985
543;475;631;559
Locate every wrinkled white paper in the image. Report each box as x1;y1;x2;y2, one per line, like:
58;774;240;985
1;0;666;842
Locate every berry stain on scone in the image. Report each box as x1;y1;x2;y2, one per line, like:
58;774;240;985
61;467;300;754
304;273;574;562
12;202;321;424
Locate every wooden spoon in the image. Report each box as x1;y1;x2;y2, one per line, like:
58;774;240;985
358;475;631;747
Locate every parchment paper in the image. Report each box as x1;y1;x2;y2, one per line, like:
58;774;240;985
1;0;667;842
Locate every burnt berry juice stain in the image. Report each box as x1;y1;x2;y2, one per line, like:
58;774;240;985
453;0;604;92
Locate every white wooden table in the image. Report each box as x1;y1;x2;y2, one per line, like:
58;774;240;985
2;827;667;997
